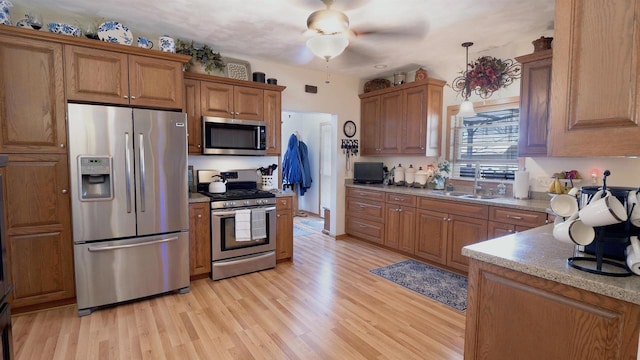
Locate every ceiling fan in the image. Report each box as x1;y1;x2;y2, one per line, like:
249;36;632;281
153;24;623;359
303;0;428;62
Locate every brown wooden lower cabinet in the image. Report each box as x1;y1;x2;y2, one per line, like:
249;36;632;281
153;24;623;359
415;209;448;263
188;202;211;278
446;215;488;272
465;259;640;360
5;154;74;309
276;197;293;261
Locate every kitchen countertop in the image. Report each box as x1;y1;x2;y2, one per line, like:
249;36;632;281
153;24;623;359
188;192;211;203
462;224;640;305
345;181;550;213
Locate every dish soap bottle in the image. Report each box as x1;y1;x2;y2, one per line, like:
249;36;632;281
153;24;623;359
497;181;507;196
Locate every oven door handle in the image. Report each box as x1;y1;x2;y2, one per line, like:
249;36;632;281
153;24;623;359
212;206;276;217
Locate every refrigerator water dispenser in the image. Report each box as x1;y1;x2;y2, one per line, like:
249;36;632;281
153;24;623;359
79;156;113;200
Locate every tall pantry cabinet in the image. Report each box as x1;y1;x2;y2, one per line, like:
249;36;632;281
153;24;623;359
0;32;74;309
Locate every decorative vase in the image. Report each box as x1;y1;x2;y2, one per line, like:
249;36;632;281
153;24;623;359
433;177;445;190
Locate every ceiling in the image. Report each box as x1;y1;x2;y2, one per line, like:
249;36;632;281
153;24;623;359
19;0;555;79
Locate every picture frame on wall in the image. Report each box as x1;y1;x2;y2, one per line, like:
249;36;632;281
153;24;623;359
223;57;251;81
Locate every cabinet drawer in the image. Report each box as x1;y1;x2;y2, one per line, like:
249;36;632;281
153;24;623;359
346;216;384;245
346;198;385;222
385;193;417;207
276;197;292;210
347;187;385;201
418;197;488;219
489;206;547;227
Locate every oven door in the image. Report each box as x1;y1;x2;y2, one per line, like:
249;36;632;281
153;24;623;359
211;206;276;261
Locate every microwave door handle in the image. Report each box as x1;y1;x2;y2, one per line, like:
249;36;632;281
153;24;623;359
138;133;146;212
124;132;133;213
256;127;261;149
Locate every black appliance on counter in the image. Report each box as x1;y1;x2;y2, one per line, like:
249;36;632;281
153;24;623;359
0;155;12;359
353;162;384;184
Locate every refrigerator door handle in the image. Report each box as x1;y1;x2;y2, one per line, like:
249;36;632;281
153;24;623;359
87;236;179;252
124;132;133;214
138;133;146;212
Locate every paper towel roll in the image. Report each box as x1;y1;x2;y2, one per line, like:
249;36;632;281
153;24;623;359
513;170;529;199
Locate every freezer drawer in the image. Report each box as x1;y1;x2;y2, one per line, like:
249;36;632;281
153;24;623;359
74;232;189;316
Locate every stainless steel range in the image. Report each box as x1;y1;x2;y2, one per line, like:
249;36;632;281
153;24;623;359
197;169;277;280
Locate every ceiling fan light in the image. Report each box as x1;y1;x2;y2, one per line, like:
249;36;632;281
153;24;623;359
457;100;477;117
307;9;349;34
306;33;349;60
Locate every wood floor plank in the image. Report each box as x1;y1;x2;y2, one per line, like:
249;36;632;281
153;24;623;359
12;223;465;359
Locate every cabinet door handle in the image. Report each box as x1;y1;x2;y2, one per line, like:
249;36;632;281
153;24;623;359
59;143;65;148
197;214;202;218
61;189;68;194
359;204;366;208
197;144;201;148
394;197;401;201
398;208;403;212
507;229;514;233
443;217;448;221
448;218;452;222
506;215;523;220
130;95;136;100
277;214;281;218
359;224;366;228
123;95;129;99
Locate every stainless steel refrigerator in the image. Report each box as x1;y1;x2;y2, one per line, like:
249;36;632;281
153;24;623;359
67;104;190;316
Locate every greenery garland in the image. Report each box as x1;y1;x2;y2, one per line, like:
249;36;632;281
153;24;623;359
175;39;225;74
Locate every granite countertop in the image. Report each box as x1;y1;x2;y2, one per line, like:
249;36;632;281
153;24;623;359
345;182;550;213
188;192;211;203
462;224;640;305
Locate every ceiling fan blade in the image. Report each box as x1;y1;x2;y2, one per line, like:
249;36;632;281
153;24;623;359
352;20;429;40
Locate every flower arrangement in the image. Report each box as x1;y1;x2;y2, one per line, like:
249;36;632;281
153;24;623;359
452;56;520;99
429;160;451;189
176;39;225;74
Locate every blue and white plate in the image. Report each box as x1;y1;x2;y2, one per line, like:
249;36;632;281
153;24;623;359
47;23;81;37
98;21;132;45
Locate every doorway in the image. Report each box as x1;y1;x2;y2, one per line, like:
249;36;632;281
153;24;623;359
281;111;334;218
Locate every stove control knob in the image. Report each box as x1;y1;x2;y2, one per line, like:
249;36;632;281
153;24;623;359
244;200;250;205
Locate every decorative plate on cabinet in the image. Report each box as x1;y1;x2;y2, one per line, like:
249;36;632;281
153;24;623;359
98;21;133;45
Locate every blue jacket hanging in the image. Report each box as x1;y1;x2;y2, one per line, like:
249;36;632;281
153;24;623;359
282;134;303;185
282;133;313;195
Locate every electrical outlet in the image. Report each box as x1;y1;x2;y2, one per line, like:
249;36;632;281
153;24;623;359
537;176;552;187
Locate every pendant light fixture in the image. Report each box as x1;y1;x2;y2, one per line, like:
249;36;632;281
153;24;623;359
457;42;477;117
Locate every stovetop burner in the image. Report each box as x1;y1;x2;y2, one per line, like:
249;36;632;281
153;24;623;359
199;189;276;201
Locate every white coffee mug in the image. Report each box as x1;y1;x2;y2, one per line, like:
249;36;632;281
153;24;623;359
552;212;595;246
579;194;627;227
626;236;640;275
159;35;175;53
550;194;579;218
627;190;640;227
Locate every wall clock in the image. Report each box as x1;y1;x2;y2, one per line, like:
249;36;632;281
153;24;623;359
343;120;356;138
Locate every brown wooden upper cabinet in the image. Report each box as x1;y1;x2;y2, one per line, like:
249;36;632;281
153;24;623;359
516;50;552;157
201;81;264;120
359;79;445;156
64;45;184;110
184;73;285;155
549;0;640;156
0;34;67;154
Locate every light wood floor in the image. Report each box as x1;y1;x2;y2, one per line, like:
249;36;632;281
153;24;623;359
12;223;465;359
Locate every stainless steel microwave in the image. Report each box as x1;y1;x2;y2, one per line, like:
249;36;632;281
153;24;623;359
202;117;267;155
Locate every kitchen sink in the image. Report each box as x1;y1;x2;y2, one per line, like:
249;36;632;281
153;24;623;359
430;191;470;197
459;194;497;200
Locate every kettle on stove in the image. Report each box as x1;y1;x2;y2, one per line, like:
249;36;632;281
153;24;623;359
208;175;227;193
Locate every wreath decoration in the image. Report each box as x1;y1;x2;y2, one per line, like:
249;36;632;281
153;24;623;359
452;56;521;99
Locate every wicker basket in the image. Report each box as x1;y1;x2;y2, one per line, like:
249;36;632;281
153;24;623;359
364;78;391;93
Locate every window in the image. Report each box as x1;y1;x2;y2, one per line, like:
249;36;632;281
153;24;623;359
446;98;520;181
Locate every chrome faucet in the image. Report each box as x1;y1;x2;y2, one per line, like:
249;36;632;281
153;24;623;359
473;163;483;195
